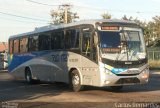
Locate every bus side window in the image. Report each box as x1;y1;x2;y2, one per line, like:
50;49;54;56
28;35;39;52
82;32;91;57
71;30;79;48
9;40;13;54
13;39;20;54
65;29;79;49
51;31;64;50
64;30;71;49
20;37;28;53
39;33;51;51
51;32;55;50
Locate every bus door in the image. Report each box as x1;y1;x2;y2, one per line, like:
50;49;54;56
81;27;96;62
81;27;99;85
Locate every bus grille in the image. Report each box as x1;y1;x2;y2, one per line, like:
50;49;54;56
116;74;139;76
116;78;140;84
102;58;147;68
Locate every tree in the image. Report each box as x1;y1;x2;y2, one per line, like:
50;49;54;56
152;16;160;39
121;15;152;46
121;15;160;47
122;15;133;21
147;16;160;47
51;4;79;24
101;13;112;19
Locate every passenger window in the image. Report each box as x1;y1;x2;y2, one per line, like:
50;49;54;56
20;37;28;53
28;35;39;52
65;29;79;49
65;30;71;49
9;40;13;54
39;33;51;51
51;31;64;49
71;30;79;48
13;39;19;54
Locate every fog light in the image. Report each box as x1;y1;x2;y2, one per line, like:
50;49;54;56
105;80;110;84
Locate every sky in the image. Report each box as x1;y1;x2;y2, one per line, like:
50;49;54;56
0;0;160;42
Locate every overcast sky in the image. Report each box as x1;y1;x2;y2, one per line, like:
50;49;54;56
0;0;160;42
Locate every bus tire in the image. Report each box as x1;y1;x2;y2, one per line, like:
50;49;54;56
110;86;123;91
25;68;34;84
70;70;84;92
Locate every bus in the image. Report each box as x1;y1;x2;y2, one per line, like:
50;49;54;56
8;19;149;92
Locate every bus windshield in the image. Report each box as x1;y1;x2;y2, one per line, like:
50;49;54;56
99;28;146;61
99;31;120;49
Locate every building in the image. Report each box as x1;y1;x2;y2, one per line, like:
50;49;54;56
0;42;8;53
0;42;8;69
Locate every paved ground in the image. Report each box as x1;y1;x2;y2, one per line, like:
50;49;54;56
0;70;160;108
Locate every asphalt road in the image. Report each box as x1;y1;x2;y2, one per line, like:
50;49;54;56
0;70;160;108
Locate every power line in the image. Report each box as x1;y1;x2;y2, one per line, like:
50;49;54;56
74;6;160;14
25;0;160;14
0;11;50;23
0;16;47;24
26;0;60;7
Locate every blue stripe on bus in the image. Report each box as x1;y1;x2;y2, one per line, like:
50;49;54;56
8;51;51;72
111;68;128;74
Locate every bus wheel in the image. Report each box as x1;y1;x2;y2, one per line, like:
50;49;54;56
25;68;34;84
70;70;84;92
110;86;123;91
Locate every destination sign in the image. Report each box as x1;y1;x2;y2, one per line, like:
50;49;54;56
102;48;121;53
101;26;119;30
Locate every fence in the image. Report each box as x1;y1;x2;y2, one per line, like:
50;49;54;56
147;51;160;61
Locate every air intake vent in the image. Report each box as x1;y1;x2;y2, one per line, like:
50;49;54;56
116;77;140;84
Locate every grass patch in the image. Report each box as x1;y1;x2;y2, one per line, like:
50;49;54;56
149;60;160;69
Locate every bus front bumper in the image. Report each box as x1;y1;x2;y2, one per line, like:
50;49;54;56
101;68;149;87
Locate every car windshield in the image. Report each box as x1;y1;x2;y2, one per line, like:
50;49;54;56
99;28;146;61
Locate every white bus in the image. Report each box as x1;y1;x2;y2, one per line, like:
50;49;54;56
8;19;149;91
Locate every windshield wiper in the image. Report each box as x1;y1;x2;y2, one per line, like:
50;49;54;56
116;30;141;61
115;30;129;61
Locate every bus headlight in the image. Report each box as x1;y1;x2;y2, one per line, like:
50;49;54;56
142;74;149;79
141;68;149;79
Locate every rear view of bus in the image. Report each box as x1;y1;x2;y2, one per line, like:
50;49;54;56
96;21;149;90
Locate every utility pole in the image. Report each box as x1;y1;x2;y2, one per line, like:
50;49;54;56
51;4;79;24
62;4;70;24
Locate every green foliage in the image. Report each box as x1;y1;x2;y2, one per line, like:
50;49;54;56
101;13;112;19
145;16;160;47
121;15;160;47
50;4;79;24
122;15;133;21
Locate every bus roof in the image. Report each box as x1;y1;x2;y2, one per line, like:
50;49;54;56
9;19;137;39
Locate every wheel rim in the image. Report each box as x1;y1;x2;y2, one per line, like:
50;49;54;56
72;74;80;87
